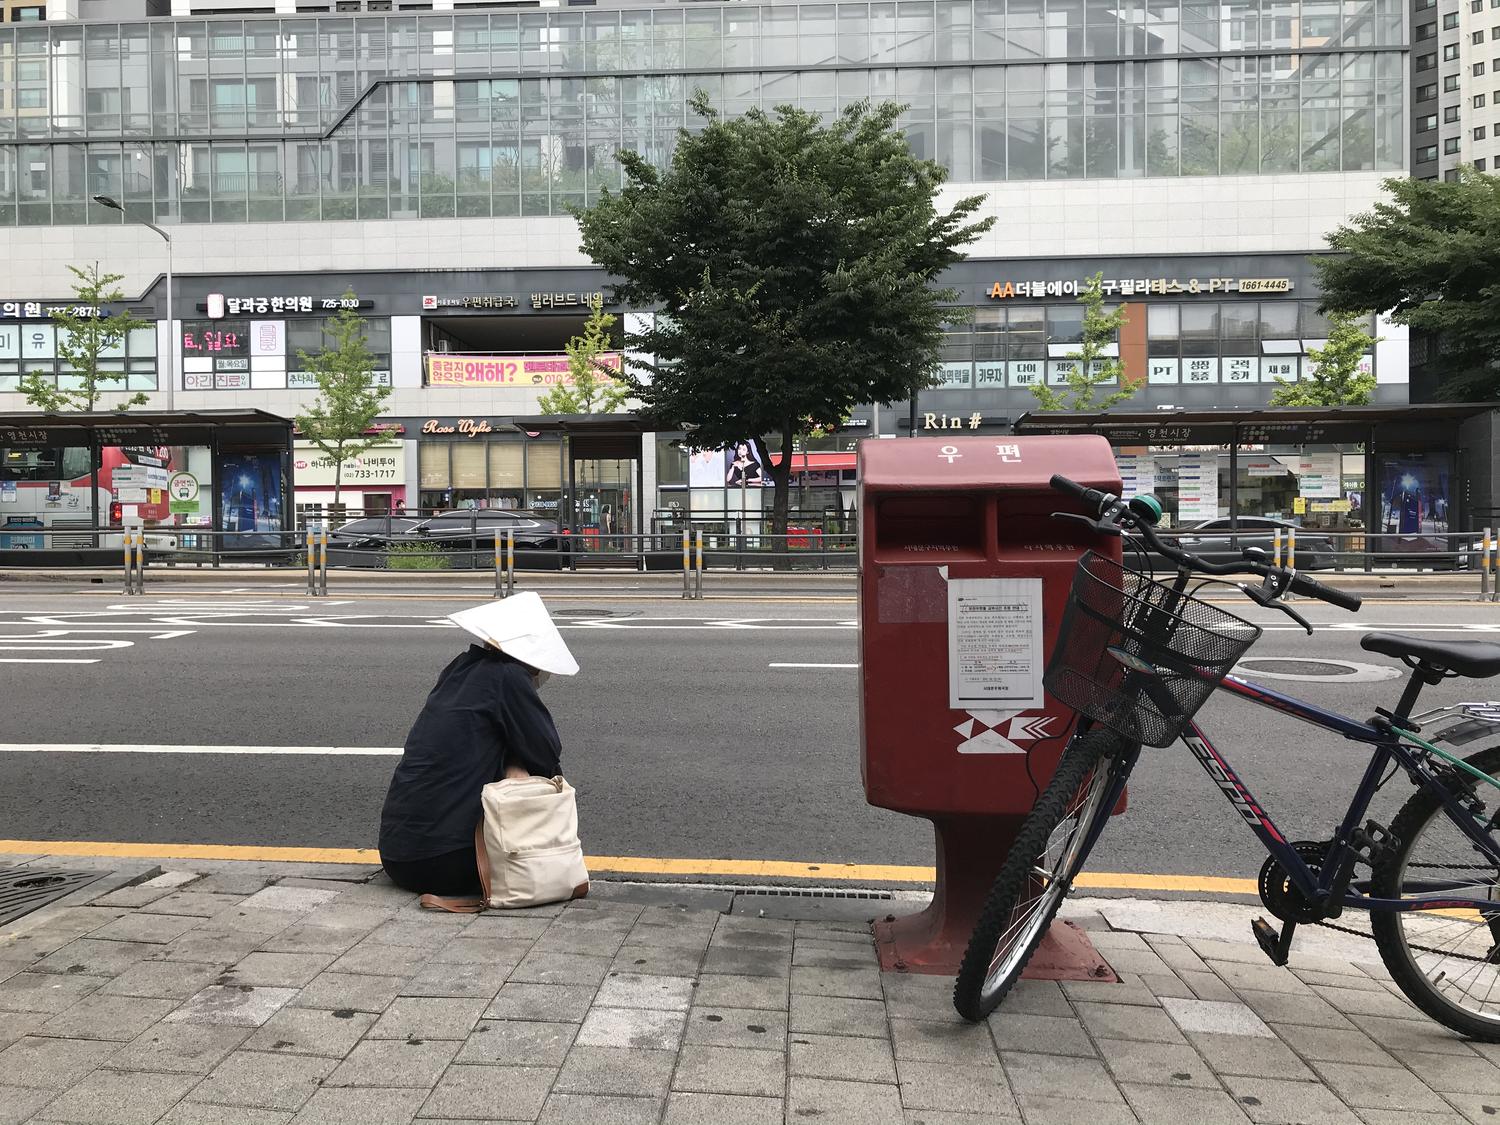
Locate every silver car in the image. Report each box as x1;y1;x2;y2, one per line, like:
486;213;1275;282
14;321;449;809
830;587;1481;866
1170;517;1338;571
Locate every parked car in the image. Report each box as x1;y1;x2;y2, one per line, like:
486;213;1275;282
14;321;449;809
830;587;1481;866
1161;516;1338;571
326;511;568;569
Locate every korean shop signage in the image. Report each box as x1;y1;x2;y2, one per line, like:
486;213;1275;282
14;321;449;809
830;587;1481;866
987;277;1294;299
197;294;373;317
421;291;608;312
425;353;622;387
0;301;102;319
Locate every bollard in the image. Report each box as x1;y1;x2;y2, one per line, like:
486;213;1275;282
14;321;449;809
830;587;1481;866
1287;526;1296;571
1272;529;1283;570
123;531;135;595
307;524;317;595
494;528;503;598
1482;529;1492;601
682;529;691;599
695;529;705;599
506;529;516;597
318;522;329;596
1491;530;1499;603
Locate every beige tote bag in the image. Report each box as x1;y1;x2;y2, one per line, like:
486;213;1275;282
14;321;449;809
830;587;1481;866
419;775;589;913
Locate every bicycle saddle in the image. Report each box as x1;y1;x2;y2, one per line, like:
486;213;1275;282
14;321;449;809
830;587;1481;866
1361;632;1500;679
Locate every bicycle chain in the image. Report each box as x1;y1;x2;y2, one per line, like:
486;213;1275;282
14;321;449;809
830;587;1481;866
1304;860;1500;963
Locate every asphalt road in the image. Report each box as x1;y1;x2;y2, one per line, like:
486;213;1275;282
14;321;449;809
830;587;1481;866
2;587;1500;880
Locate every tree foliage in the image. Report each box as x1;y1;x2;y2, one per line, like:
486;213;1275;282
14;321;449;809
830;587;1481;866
294;291;395;505
574;95;995;536
18;263;152;412
538;296;631;415
1268;310;1379;407
1316;169;1500;400
1031;274;1137;411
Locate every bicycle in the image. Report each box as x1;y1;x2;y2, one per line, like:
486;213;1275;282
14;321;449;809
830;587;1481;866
953;473;1500;1041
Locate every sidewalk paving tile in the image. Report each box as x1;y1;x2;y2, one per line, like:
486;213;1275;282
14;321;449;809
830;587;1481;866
100;959;226;1001
204;908;302;938
89;912;203;945
987;1012;1095;1058
1209;959;1307;995
33;939;157;978
1161;996;1275;1037
1357;1112;1472;1125
1082;930;1152;952
791;943;876;969
1000;1051;1128;1105
1400;1050;1500;1094
670;1044;784;1097
1139;971;1196;999
1235;986;1356;1029
895;1058;1016;1116
593;972;694;1011
0;971;111;1014
157;932;266;966
366;997;487;1040
424;934;527;966
508;952;614;988
609;944;705;977
786;1076;905;1125
536;1092;661;1125
1187;1031;1317;1080
166;985;300;1028
892;1018;1002;1066
225;952;338;989
789;965;882;1000
683;1005;787;1050
396;959;510;999
324;1039;460;1088
193;1051;338;1111
575;1006;686;1049
1059;973;1163;1007
288;1087;428;1125
324;944;431;978
1442;1092;1500;1124
418;1063;555;1119
239;887;340;914
291;973;408;1014
986;979;1071;1019
244;1005;378;1057
0;1010;47;1051
1309;1059;1453;1113
454;1018;576;1066
1219;1075;1364;1124
1293;966;1387;992
1075;999;1187;1043
144;893;250;918
360;921;461;951
103;1023;253;1074
28;1067;199;1125
0;1035;120;1088
1094;947;1174;976
662;1091;782;1125
40;993;176;1039
256;925;374;958
789;994;885;1038
789;1032;897;1083
1095;1037;1220;1088
460;915;551;942
484;982;597;1023
624;924;716;952
1120;1082;1253;1124
1148;940;1211;974
554;1044;675;1097
1312;983;1422;1020
0;1085;57;1125
1267;1022;1388;1064
1188;938;1278;965
881;973;964;1021
1009;1093;1135;1125
1346;1014;1478;1055
1181;969;1242;1003
530;928;628;958
688;973;785;1012
699;947;791;978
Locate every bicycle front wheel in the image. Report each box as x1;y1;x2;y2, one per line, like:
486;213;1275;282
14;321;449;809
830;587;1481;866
953;727;1133;1022
1371;742;1500;1041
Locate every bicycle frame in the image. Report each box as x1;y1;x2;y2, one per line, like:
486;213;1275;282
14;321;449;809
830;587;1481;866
1102;673;1500;916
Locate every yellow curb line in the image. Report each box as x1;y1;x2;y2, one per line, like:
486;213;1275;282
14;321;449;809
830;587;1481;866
0;839;1260;894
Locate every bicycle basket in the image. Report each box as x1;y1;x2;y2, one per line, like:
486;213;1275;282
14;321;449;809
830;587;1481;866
1044;551;1262;748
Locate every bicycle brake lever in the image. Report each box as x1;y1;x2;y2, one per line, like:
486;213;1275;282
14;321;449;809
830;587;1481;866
1051;511;1119;536
1242;582;1313;635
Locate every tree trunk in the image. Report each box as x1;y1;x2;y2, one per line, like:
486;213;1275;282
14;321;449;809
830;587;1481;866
756;421;795;572
332;452;343;507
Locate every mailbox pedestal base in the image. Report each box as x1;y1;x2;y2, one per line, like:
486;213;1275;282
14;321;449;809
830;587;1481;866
872;816;1117;981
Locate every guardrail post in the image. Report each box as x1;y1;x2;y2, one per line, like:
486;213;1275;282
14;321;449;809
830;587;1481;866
1482;529;1491;601
1272;529;1283;570
494;528;503;598
695;529;705;600
123;530;134;595
506;529;516;597
318;522;329;596
681;530;690;599
1489;529;1498;603
306;524;317;595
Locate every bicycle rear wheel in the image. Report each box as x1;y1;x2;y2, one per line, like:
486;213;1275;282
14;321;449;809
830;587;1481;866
1371;741;1500;1041
953;727;1133;1022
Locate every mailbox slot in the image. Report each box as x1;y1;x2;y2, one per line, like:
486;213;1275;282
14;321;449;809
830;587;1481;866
873;493;987;563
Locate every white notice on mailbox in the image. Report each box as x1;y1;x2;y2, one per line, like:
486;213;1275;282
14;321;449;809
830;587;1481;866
947;578;1045;710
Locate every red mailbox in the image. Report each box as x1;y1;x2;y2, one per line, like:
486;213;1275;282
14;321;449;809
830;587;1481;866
859;434;1123;974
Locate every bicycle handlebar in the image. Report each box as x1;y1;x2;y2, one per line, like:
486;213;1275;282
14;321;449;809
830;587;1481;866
1049;473;1362;613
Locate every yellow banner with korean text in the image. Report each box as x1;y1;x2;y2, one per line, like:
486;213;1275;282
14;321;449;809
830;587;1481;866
426;353;622;387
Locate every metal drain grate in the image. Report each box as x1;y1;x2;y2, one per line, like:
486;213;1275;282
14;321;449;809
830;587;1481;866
0;867;107;927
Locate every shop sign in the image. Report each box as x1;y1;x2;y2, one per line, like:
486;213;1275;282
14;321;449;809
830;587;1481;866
425;353;622;387
293;442;405;487
1296;453;1341;499
422;292;607;312
0;301;100;319
184;372;251;390
0;425;49;446
287;370;392;389
182;326;247;355
987;277;1295;300
421;418;496;438
922;413;1009;432
199;294;372;317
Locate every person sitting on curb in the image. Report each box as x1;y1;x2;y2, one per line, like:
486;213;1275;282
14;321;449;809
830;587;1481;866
378;592;579;896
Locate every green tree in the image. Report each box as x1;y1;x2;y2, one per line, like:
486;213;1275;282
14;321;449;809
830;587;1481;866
538;296;631;414
294;290;395;506
575;95;994;540
1316;169;1500;400
1031;274;1137;411
1268;310;1379;406
18;263;152;412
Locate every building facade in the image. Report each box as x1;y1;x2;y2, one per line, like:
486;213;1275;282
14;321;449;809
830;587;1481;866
1412;0;1500;176
0;0;1410;533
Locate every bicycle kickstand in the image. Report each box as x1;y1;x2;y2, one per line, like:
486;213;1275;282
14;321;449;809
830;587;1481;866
1251;917;1297;967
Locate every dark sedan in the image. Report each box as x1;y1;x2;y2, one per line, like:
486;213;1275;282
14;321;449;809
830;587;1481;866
326;511;568;569
1162;516;1338;571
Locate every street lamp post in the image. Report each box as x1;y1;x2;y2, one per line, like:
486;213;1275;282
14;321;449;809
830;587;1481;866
93;194;174;412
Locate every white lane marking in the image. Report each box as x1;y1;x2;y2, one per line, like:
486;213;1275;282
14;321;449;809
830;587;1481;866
0;743;401;756
0;659;101;665
769;662;859;669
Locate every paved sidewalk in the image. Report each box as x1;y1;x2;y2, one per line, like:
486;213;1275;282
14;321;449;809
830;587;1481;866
3;863;1498;1125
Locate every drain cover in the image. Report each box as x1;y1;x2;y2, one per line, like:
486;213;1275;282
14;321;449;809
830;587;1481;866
0;867;107;927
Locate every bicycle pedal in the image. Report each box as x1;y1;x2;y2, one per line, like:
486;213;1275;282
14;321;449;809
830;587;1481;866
1251;917;1291;966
